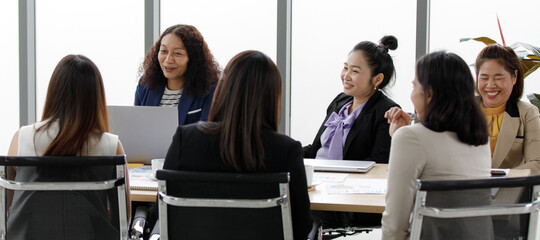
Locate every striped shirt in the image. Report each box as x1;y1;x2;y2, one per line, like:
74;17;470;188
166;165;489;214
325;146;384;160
159;87;183;107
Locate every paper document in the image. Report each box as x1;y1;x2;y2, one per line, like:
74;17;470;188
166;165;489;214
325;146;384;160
313;172;348;182
128;165;158;191
326;178;387;194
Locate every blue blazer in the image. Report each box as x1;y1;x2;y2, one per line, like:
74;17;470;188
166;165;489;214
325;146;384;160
134;83;217;125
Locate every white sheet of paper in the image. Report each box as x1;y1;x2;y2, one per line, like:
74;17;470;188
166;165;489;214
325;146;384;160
313;172;348;182
326;178;387;194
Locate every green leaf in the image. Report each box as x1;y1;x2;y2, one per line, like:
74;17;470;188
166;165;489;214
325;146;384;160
527;93;540;110
521;59;540;79
510;42;540;58
459;37;498;45
510;42;540;78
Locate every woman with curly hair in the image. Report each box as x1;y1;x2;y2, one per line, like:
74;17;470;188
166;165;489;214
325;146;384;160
135;24;220;125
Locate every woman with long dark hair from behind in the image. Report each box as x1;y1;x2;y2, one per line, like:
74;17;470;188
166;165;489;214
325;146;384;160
7;54;129;239
163;50;312;239
382;51;491;239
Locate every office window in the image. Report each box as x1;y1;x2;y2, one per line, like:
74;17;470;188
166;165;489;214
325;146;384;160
0;1;19;154
430;0;540;102
291;0;417;145
161;0;277;67
35;0;144;119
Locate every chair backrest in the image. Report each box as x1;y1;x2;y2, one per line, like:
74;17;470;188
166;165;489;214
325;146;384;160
156;169;294;240
0;155;129;240
410;175;540;240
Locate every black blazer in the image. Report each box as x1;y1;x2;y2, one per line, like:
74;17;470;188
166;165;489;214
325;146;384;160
164;124;312;239
303;91;400;163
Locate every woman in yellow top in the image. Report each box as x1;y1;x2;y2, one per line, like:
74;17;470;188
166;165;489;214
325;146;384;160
475;44;540;174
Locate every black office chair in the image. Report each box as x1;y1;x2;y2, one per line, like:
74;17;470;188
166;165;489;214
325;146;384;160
0;155;130;240
410;175;540;240
155;169;294;240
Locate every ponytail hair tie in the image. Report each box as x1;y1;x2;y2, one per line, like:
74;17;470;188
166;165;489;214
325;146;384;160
378;42;389;53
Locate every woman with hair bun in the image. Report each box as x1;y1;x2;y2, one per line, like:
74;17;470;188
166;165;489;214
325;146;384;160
304;36;400;227
304;35;400;163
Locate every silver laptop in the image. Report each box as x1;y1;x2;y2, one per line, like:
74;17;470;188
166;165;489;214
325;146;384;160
304;158;375;173
108;106;178;164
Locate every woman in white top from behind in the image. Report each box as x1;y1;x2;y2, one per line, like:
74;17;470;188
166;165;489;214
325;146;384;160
382;51;492;240
7;54;130;239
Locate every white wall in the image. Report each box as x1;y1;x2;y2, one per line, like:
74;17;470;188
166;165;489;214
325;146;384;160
0;0;19;155
35;0;145;120
290;0;417;145
161;0;277;68
430;0;540;102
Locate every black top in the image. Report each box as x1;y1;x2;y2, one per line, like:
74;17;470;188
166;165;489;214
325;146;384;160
163;124;312;239
303;90;400;163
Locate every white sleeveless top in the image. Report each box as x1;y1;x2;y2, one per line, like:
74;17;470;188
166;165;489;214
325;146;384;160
18;120;118;156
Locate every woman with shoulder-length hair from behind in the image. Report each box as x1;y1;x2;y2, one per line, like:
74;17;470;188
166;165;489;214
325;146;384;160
163;50;312;239
475;44;540;174
382;51;492;239
7;54;129;239
135;24;220;125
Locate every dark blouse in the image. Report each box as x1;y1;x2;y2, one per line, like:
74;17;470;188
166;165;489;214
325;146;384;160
164;124;313;239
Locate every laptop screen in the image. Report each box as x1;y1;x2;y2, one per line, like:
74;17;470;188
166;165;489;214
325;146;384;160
107;106;178;164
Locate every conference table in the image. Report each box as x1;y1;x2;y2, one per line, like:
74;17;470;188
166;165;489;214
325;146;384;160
129;164;531;214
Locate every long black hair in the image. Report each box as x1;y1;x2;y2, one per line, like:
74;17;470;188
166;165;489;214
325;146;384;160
197;50;282;171
417;51;488;146
39;54;109;155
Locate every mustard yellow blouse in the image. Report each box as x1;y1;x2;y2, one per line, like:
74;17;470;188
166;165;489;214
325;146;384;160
481;104;506;156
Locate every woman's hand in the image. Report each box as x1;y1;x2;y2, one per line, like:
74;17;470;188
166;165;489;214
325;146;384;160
384;107;411;137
